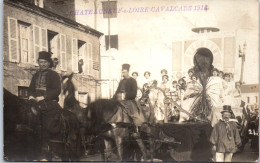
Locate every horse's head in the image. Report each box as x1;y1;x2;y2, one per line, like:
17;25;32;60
62;73;80;109
62;73;75;96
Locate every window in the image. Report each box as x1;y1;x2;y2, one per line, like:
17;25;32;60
102;1;117;18
8;17;34;64
105;35;118;50
48;30;58;56
18;86;29;99
77;40;86;74
18;21;31;63
48;30;59;68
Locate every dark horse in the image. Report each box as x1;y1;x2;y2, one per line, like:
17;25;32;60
85;91;161;161
4;88;83;161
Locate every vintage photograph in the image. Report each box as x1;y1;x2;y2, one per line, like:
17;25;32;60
3;0;259;162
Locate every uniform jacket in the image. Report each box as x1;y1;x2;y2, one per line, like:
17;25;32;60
114;77;137;100
28;69;61;101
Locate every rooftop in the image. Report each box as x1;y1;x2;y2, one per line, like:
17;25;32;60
5;0;103;38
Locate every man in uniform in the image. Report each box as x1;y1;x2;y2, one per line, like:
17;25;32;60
28;51;62;160
114;64;148;160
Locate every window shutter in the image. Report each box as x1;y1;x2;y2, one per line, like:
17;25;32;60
19;25;31;63
72;38;78;73
85;43;89;75
81;44;86;75
60;34;67;70
88;43;93;75
8;17;19;62
33;25;41;64
41;28;48;51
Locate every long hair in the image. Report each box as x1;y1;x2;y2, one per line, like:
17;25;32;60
190;48;214;120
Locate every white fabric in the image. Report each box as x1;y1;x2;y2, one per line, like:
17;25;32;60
222;80;235;106
149;88;165;121
207;76;224;107
180;81;202;121
215;152;233;162
179;77;223;122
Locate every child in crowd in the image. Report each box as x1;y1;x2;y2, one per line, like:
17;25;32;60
210;105;241;162
218;71;224;79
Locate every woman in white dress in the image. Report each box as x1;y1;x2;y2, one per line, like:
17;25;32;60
222;73;234;106
132;72;143;100
140;71;153;89
207;68;225;126
233;82;242;107
207;68;224;107
160;75;171;97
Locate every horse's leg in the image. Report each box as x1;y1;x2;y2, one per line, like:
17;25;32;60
104;139;113;161
148;137;154;161
115;136;123;161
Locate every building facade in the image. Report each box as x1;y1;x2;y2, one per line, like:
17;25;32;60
3;0;103;106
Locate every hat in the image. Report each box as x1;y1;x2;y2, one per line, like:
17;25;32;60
38;51;53;68
221;105;233;114
161;69;168;74
122;64;130;71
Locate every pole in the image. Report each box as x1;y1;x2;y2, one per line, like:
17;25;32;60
240;56;245;84
108;0;111;98
239;42;246;84
94;0;97;30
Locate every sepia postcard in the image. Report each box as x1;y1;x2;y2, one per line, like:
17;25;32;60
3;0;259;162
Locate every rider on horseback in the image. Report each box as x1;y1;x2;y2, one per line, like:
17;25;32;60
28;51;62;160
113;64;148;160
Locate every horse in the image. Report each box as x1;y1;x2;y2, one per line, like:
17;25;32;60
4;88;83;161
84;93;158;161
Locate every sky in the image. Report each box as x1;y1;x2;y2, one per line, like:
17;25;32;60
112;0;259;84
77;0;259;84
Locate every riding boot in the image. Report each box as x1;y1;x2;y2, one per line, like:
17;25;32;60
134;126;148;161
136;138;147;161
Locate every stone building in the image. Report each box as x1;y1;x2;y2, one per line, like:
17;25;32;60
3;0;103;106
